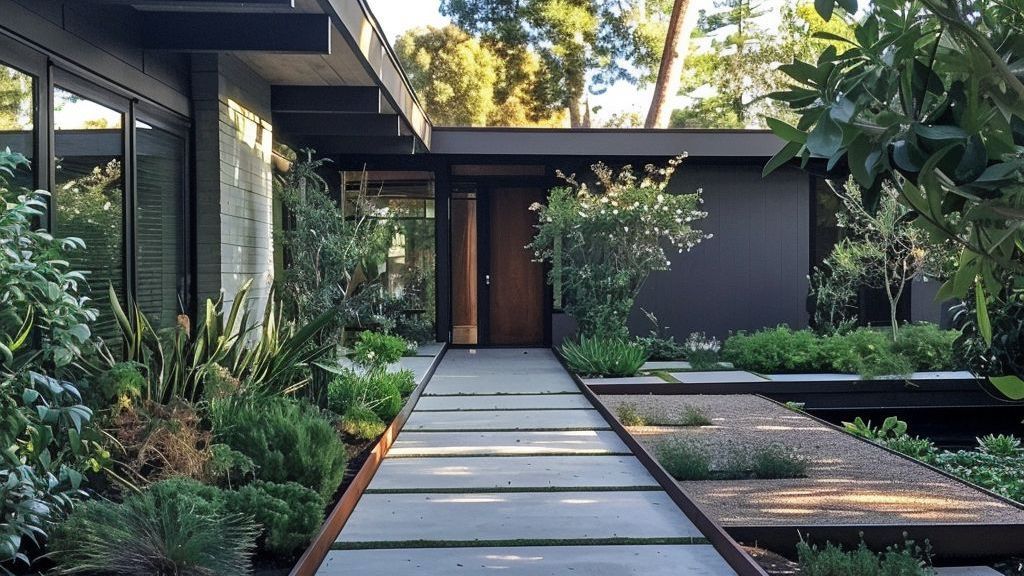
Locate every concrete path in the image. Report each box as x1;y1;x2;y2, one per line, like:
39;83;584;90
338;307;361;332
318;348;736;575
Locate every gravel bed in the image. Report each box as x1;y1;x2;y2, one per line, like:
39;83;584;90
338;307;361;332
600;393;1024;526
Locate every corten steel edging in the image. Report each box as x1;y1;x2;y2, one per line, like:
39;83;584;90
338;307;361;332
289;345;448;576
552;351;769;576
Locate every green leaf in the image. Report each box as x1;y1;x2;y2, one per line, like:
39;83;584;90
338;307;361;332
762;141;803;177
975;278;992;347
806;115;844;157
989;376;1024;401
815;0;835;21
765;118;807;144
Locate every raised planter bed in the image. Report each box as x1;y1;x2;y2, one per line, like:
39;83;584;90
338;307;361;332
587;390;1024;562
287;345;447;576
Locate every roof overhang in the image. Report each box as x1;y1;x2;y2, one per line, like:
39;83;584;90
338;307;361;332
431;128;785;158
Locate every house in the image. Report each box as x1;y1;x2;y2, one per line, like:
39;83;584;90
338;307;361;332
0;0;943;347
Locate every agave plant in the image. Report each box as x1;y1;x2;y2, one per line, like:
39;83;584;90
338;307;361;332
105;279;333;404
560;336;648;378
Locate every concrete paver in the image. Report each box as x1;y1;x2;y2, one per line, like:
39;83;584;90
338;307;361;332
403;409;610;431
388;430;632;457
415;393;592;411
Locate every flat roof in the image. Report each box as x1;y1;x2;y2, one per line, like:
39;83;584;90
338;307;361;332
430;128;785;158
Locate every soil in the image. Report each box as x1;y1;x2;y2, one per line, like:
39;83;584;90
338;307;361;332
599;393;1024;526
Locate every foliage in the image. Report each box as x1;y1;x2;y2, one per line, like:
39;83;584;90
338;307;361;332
210;395;347;499
1;149;100;569
529;156;709;338
882;435;938;463
106;280;332;405
934;449;1024;502
615;402;647;427
276;152;396;405
441;0;672;127
340;404;387;441
678;405;713;427
842;416;908;442
225;481;325;556
766;0;1024;379
819;329;915;379
674;1;855;128
85;362;143;408
683;332;721;370
635;309;685;361
110;401;217;486
656;439;712;480
50;481;258;576
560;336;649;378
796;536;933;576
721;326;822;373
352;331;408;377
809;240;870;335
953;287;1024;383
892;324;958;372
328;367;412;423
978;434;1022;458
747;444;808;479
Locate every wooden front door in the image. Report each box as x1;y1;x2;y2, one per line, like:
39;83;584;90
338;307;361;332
485;187;545;346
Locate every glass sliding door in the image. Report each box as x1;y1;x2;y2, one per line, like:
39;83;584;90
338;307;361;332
53;86;125;342
136;121;186;328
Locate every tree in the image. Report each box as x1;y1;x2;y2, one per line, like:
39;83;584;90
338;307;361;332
0;65;32;131
645;0;697;128
766;0;1024;390
395;25;565;127
673;1;854;128
440;0;670;128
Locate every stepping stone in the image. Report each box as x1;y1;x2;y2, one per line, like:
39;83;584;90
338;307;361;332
368;455;659;491
425;349;580;395
765;373;861;382
416;393;592;411
934;569;1003;576
582;376;667;385
320;545;736;575
642;361;692;370
672;371;767;384
389;430;631;457
394;356;436;385
404;409;609;431
411;342;446;357
336;491;703;544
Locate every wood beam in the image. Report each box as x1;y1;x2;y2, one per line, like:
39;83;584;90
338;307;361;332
140;12;330;53
274;112;401;138
271;86;381;114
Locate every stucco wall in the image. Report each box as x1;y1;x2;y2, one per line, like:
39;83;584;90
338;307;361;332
192;55;275;315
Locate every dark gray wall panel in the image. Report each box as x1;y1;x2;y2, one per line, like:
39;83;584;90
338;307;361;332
625;164;810;341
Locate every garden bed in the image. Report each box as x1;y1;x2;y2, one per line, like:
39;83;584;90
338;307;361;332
591;392;1024;561
287;345;446;576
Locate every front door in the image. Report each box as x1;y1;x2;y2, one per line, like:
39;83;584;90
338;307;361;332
485;187;545;346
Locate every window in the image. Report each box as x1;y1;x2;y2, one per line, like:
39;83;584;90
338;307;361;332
136;121;187;328
53;86;126;341
0;61;35;190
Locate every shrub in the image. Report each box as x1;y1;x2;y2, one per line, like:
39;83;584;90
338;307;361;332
820;329;913;379
721;326;822;373
678;405;712;427
882;435;937;463
893;323;958;372
635;309;685;361
933;450;1024;502
211;396;347;499
656;439;712;480
352;331;408;374
748;444;808;479
225;481;325;556
50;481;257;576
86;362;144;408
796;537;933;576
615;402;647;426
560;336;648;377
978;434;1022;458
111;400;216;484
341;404;387;441
683;332;721;370
843;416;908;442
328;368;409;422
528;157;710;339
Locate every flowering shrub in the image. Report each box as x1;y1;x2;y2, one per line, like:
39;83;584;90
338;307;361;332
529;155;710;339
683;332;721;370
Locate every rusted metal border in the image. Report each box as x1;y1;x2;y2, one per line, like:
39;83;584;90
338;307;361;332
289;346;447;576
554;351;770;576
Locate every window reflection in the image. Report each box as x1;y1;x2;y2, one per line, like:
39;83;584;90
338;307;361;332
0;62;35;189
54;87;124;342
136;121;187;328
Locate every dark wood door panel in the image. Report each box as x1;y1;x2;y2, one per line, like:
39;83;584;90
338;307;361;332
488;188;544;346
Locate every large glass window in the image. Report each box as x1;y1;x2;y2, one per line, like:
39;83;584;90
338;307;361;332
136;121;187;328
54;87;125;342
0;61;35;189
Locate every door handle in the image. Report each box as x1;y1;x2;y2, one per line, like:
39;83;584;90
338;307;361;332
485;274;491;286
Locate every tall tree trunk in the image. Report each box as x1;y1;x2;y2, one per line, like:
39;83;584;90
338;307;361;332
569;94;583;128
645;0;697;129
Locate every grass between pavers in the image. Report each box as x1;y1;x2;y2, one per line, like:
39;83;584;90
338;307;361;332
363;485;662;494
386;452;637;458
406;427;613;433
331;536;711;550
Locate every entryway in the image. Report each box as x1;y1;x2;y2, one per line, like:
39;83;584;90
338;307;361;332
451;184;547;346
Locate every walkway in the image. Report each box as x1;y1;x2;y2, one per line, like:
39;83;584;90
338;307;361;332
317;348;736;575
